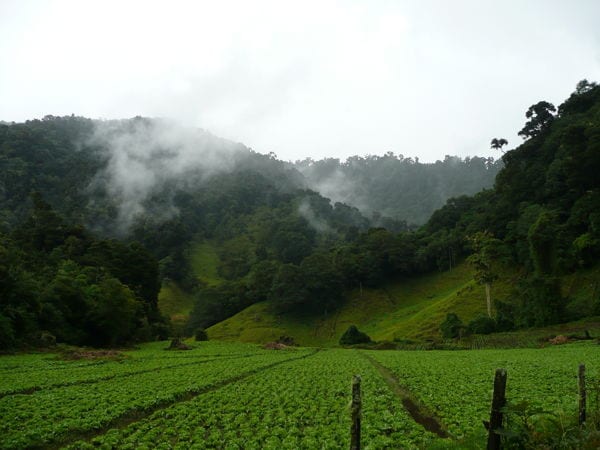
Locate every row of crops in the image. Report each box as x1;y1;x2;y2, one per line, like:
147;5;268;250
365;343;600;439
1;341;598;449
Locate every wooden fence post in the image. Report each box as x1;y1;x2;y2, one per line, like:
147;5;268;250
350;375;361;450
487;368;507;450
579;363;586;426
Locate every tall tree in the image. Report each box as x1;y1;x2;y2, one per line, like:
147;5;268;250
518;101;556;139
467;231;501;317
490;138;508;152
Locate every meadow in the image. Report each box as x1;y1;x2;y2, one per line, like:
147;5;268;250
1;341;598;449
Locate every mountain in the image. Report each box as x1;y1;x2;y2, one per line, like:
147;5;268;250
294;153;502;226
209;79;600;344
1;80;598;348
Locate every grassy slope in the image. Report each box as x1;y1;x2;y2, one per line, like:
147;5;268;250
209;263;600;347
187;240;223;287
208;262;503;346
158;240;223;328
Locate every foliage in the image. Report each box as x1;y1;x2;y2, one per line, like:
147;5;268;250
0;195;166;348
296;153;501;226
194;328;208;341
518;101;557;139
1;341;599;448
339;325;372;345
513;276;564;328
2;80;600;344
440;313;463;338
467;231;503;317
367;343;600;440
490;138;508;151
466;315;497;335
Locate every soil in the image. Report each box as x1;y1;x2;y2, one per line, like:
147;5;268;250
363;353;450;438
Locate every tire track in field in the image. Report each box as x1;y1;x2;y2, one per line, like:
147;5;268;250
362;353;450;438
0;354;253;399
43;348;321;450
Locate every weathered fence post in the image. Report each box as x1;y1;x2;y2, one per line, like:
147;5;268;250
579;363;586;426
350;375;362;450
487;368;507;450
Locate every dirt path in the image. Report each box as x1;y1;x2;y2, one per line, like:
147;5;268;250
362;353;450;438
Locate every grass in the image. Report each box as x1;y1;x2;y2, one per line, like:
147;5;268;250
187;240;223;287
158;282;196;318
208;261;495;346
158;239;223;331
208;262;600;347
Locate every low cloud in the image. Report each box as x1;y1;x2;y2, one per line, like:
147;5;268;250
88;117;243;232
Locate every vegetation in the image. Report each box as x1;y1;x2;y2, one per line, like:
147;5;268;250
0;194;167;348
1;80;599;349
194;328;208;341
339;325;372;345
295;153;502;226
1;341;598;449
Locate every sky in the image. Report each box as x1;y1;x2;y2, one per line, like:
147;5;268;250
1;0;599;162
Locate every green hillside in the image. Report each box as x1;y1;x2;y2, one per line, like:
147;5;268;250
158;240;223;331
207;262;490;345
188;240;223;287
208;262;600;346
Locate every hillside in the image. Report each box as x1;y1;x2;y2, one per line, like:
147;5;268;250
208;262;492;345
208;262;600;347
295;154;502;226
2;81;599;350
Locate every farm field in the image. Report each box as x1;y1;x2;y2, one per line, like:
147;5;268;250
1;341;598;449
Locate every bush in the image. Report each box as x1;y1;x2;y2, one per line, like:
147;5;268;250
339;325;372;345
195;328;208;341
276;335;296;346
38;331;57;347
440;313;463;339
0;314;15;349
467;315;496;335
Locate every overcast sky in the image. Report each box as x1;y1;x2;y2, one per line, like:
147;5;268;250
1;0;599;162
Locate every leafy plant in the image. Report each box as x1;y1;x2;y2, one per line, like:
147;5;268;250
339;325;372;345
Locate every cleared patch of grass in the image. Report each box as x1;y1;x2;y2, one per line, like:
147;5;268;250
158;281;195;333
188;240;222;286
158;240;225;334
158;281;195;318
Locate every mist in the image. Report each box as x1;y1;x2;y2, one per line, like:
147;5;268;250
88;118;245;231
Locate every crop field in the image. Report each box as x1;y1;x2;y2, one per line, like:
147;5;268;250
1;341;598;449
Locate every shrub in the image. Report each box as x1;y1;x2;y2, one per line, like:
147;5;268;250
195;328;208;341
440;313;463;339
339;325;372;345
276;335;296;346
467;315;496;335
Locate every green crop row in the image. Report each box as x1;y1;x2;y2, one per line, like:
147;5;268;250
69;349;440;450
0;341;278;395
365;342;600;438
0;348;312;449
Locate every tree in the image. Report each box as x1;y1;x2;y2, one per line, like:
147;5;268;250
467;231;501;317
440;313;463;339
490;138;508;152
518;101;556;139
574;79;598;95
339;325;371;345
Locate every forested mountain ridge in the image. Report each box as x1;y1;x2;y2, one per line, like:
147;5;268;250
0;113;502;347
1;80;599;348
295;153;502;226
210;79;600;342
